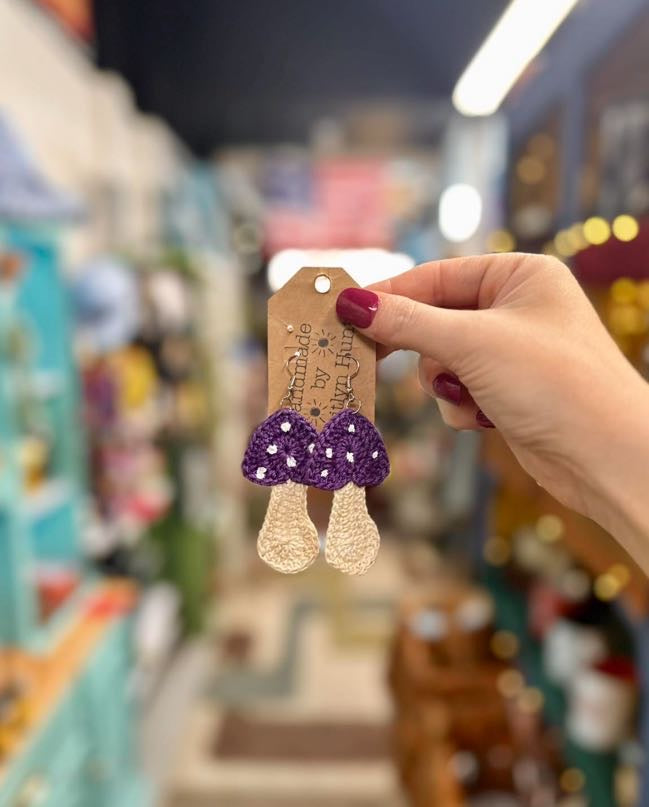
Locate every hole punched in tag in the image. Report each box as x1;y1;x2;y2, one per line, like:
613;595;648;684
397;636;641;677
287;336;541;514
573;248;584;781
314;274;332;294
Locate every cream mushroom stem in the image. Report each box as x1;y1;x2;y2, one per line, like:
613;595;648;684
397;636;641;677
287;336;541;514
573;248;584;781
324;481;380;575
257;480;319;574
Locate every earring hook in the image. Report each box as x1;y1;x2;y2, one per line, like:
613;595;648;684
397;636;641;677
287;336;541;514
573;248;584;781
280;350;301;407
284;350;300;375
345;354;360;380
342;353;361;413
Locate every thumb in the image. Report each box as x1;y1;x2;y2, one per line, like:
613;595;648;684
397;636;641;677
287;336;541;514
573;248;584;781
336;287;474;370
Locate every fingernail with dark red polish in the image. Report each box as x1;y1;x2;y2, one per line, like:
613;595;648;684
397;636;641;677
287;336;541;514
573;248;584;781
476;410;495;429
432;373;464;405
336;288;379;328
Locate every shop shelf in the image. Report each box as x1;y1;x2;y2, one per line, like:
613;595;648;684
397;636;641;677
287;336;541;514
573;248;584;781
25;370;64;398
482;433;649;616
484;564;617;807
29;579;93;654
24;478;72;521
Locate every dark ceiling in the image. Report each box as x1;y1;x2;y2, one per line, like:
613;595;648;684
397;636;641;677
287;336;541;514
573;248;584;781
93;0;508;155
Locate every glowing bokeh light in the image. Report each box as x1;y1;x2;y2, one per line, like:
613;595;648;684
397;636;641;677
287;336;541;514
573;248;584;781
583;217;611;246
487;229;515;253
612;214;639;242
438;183;482;243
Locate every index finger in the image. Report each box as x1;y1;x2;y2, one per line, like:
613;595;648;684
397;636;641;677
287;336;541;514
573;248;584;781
369;255;496;308
367;254;522;359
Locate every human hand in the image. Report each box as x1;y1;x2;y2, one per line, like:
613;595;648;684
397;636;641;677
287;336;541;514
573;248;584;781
336;254;649;560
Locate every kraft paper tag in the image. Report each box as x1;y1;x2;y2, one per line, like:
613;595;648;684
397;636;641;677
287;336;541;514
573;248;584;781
268;267;376;428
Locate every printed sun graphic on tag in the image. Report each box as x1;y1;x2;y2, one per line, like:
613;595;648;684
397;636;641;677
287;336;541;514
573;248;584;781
311;329;336;358
306;397;329;428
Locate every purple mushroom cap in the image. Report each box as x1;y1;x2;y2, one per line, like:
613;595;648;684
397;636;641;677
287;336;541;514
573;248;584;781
242;408;318;486
305;410;390;491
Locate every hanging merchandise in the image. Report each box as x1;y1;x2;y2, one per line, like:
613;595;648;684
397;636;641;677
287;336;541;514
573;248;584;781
305;400;389;575
0;115;82;223
82;357;118;432
567;658;637;752
144;269;192;332
543;616;608;686
138;267;197;386
73;248;216;639
108;345;159;412
73;256;140;354
242;267;389;575
242;403;319;574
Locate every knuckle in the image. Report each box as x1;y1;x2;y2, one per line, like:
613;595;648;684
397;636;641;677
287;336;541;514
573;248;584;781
524;252;569;279
390;297;420;347
544;255;571;279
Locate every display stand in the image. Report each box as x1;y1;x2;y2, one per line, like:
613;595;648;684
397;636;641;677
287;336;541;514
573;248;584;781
0;225;83;650
0;120;150;805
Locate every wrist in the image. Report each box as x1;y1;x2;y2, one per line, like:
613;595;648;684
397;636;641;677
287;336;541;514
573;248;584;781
587;376;649;568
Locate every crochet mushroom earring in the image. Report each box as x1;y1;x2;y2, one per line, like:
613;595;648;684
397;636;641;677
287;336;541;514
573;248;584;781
242;353;319;574
306;356;389;575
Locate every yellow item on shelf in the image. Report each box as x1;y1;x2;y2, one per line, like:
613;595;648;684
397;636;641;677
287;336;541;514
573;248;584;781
175;382;208;430
108;346;158;410
18;437;49;491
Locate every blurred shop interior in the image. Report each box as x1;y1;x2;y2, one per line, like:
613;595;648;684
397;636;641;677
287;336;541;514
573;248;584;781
1;1;649;806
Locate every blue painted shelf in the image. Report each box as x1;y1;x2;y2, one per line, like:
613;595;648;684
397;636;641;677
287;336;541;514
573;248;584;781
0;221;150;805
0;224;84;649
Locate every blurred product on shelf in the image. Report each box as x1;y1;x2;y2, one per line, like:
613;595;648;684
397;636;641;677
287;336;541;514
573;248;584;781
132;582;181;699
33;562;81;621
389;579;565;805
73;256;140;355
72;249;217;642
567;658;637;753
0;115;82;223
0;13;228;801
0;121;149;802
543;616;607;688
484;24;649;790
